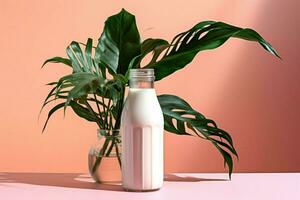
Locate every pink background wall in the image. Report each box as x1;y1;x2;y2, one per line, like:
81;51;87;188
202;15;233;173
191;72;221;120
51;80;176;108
0;0;299;173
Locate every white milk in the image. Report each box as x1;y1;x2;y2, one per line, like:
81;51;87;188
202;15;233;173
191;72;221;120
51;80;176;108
121;88;164;191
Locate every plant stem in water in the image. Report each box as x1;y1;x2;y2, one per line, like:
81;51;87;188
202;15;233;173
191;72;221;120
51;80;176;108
105;138;115;157
92;137;110;174
115;142;122;167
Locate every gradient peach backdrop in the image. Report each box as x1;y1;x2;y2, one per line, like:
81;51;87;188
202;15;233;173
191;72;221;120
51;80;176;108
0;0;299;173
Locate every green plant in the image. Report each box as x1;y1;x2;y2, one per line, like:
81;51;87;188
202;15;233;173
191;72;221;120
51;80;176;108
41;9;279;178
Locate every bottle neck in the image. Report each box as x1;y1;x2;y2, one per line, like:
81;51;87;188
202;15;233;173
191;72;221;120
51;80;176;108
129;69;155;89
129;79;154;89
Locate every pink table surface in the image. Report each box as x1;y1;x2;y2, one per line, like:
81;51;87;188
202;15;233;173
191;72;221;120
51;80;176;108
0;173;299;200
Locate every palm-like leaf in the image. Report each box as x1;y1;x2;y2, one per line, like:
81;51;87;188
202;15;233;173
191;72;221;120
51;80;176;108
41;72;126;131
158;94;237;178
57;73;106;107
144;21;280;80
43;39;102;75
95;8;141;75
66;40;102;75
42;57;72;68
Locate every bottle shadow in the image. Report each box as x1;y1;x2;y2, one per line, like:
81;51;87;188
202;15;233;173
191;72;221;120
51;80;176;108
0;172;227;191
164;173;228;182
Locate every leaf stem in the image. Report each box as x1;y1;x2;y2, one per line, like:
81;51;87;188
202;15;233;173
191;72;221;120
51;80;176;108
105;99;112;129
113;87;125;129
101;96;106;127
85;100;103;128
93;94;101;118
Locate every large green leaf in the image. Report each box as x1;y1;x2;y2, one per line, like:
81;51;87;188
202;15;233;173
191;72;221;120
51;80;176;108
145;21;280;80
158;94;237;178
95;8;141;75
125;38;169;80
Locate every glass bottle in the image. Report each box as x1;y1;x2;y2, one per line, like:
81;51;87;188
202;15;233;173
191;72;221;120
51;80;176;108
121;69;164;191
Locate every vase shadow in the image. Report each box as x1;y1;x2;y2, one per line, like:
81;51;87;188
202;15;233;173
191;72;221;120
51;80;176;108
164;173;228;182
0;172;124;191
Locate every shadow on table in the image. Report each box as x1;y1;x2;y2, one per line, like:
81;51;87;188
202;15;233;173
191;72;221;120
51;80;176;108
164;174;227;182
0;172;124;191
0;172;227;191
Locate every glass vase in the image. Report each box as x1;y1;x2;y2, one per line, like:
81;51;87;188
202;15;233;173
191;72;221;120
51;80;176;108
88;129;122;183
